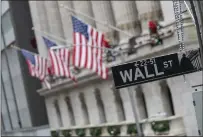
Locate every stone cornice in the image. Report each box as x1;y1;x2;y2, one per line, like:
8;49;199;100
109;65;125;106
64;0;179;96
37;18;196;96
139;9;163;21
50;115;182;131
116;20;141;31
37;40;197;97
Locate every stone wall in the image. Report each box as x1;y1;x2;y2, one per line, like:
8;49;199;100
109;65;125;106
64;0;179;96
29;1;200;136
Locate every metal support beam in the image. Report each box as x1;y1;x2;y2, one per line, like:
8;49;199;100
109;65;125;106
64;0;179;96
196;0;203;39
183;1;195;24
189;0;203;63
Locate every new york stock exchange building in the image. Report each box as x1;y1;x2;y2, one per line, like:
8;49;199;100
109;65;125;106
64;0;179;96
28;1;202;136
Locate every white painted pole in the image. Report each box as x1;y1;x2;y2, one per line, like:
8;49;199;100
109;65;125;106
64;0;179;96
59;4;133;37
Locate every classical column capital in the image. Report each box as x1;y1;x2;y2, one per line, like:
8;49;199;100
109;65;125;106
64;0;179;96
58;1;74;42
116;20;141;31
44;1;65;45
111;1;141;41
139;10;163;21
91;1;118;44
72;1;95;27
136;1;163;20
135;1;163;33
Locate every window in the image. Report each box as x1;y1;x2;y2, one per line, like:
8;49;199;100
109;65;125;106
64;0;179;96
94;88;106;123
65;97;76;126
2;10;15;45
112;86;126;121
53;100;63;127
79;93;90;124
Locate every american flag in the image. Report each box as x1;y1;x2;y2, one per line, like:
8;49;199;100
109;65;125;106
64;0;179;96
72;16;109;79
43;37;76;81
21;50;48;81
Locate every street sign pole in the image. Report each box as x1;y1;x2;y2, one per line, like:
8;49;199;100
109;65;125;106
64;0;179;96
113;47;202;137
119;51;143;136
112;48;201;136
128;86;143;136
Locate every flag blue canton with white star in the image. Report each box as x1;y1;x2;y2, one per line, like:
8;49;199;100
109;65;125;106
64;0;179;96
21;49;48;81
21;50;36;64
72;16;89;40
42;36;57;48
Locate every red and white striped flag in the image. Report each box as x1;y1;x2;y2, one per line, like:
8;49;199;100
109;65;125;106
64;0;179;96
21;49;48;81
43;37;76;82
72;16;109;79
21;49;52;89
49;49;76;81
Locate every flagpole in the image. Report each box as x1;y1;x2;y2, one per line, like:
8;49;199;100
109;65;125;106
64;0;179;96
32;27;117;53
9;45;40;56
8;30;116;58
60;4;133;37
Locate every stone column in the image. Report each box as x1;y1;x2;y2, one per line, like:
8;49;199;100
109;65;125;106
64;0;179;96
72;1;95;27
58;1;74;43
142;81;172;118
136;1;163;33
70;91;88;125
44;1;66;45
57;94;72;127
167;74;201;136
45;97;58;129
91;1;118;44
31;1;49;58
134;86;148;120
111;1;141;42
119;87;136;121
166;77;185;115
85;88;101;125
167;72;203;116
97;82;121;123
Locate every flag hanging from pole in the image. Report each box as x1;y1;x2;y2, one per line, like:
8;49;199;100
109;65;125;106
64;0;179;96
43;36;76;82
21;49;48;81
71;16;109;79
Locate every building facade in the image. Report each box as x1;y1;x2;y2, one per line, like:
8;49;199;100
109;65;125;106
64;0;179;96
26;1;203;136
1;1;49;136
